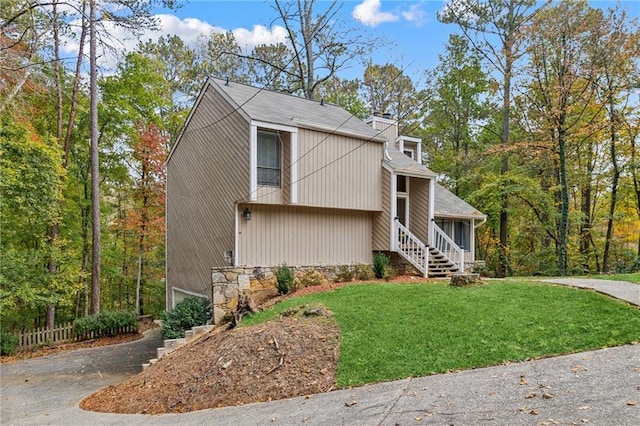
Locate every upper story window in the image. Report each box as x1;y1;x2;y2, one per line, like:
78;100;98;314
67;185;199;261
257;130;281;187
397;175;408;193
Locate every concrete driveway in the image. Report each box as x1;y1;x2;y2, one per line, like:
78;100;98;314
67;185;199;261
2;278;639;425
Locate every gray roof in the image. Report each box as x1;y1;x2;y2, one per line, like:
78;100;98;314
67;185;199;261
210;78;385;142
384;147;437;178
434;183;486;219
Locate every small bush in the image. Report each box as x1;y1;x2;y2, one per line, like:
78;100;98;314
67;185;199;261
74;310;138;339
160;296;212;339
334;265;354;283
354;263;374;280
382;264;394;281
296;268;325;288
275;264;295;295
373;252;392;279
1;331;18;356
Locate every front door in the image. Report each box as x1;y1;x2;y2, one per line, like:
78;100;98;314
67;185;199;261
397;196;408;227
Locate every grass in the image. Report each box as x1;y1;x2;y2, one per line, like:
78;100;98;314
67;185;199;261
587;273;640;284
243;280;640;388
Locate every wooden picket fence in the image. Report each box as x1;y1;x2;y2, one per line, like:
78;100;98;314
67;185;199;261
14;322;137;348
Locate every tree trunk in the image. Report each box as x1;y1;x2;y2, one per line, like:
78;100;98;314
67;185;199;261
602;103;620;272
89;0;101;314
46;0;63;330
496;43;512;278
557;126;569;276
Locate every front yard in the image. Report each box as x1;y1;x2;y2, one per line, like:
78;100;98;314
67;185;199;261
244;279;640;387
82;277;640;413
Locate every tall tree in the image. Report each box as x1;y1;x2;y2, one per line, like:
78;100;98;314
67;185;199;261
89;0;100;314
362;62;424;134
422;34;489;196
317;76;368;119
198;31;250;85
439;0;544;277
271;0;375;100
588;5;640;272
130;124;167;315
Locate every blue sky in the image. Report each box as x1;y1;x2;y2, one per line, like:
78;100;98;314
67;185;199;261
98;0;639;83
153;0;455;82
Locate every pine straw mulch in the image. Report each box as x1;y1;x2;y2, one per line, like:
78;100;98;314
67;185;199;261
80;306;340;414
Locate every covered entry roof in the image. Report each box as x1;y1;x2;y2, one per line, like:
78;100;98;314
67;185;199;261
434;183;486;220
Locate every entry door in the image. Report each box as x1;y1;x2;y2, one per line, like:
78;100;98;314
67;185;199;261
397;196;408;227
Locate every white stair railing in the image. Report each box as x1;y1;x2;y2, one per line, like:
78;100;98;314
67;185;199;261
432;223;465;272
395;221;428;277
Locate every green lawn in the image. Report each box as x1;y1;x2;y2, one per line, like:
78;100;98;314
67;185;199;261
243;280;640;388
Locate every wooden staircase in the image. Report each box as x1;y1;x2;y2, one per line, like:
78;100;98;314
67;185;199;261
395;221;464;278
427;247;460;277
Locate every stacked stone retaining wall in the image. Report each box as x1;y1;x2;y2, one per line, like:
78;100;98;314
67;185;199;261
210;264;367;323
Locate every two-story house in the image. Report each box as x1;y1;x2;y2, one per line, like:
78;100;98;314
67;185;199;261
166;78;485;312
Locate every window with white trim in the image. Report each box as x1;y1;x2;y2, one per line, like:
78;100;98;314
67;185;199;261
454;220;470;251
257;130;281;187
403;148;415;159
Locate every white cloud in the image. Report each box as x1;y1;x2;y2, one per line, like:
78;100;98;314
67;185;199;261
232;25;288;51
352;0;399;27
352;1;428;28
402;3;427;27
59;14;288;74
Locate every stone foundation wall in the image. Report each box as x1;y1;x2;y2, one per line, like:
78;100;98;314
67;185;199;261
210;264;368;324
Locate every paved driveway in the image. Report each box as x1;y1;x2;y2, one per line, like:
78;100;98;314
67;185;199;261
1;330;162;425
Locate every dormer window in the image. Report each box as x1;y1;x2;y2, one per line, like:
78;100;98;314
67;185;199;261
257;130;281;187
403;148;415;159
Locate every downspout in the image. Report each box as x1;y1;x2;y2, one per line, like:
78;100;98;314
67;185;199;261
474;217;487;228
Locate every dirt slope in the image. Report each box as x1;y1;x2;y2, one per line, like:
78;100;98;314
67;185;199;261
80;311;340;414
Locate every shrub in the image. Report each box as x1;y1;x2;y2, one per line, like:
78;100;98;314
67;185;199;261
382;264;394;281
334;265;354;283
0;331;18;356
74;310;139;339
160;296;212;339
296;268;325;288
373;252;392;279
275;264;295;295
354;263;374;280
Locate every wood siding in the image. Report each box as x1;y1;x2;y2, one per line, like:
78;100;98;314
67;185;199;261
296;129;382;210
408;177;429;242
166;85;250;303
372;168;392;250
237;204;372;266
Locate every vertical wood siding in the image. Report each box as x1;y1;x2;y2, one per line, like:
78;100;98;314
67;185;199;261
296;129;382;210
372;169;392;250
166;85;250;303
238;204;372;266
408;177;429;242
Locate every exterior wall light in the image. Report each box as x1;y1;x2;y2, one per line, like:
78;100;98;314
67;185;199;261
242;208;252;221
